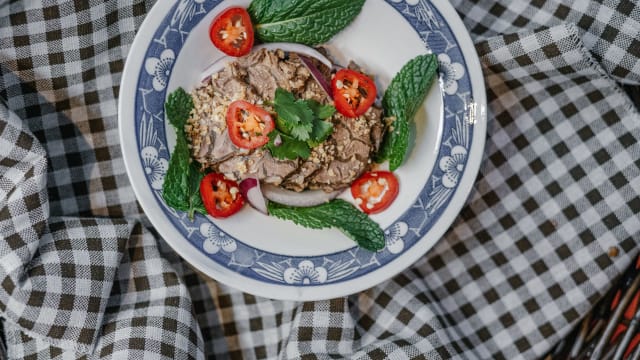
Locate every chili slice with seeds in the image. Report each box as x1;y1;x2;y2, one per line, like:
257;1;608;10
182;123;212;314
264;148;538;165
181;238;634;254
350;171;399;214
209;7;254;57
226;100;275;149
200;173;244;218
332;69;377;118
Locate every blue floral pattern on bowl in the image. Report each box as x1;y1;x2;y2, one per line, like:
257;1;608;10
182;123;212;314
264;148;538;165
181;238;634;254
134;0;476;286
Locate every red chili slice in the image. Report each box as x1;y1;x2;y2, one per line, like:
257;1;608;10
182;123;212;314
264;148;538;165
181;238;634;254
332;69;377;118
200;173;244;218
226;100;275;149
209;7;254;57
350;171;399;214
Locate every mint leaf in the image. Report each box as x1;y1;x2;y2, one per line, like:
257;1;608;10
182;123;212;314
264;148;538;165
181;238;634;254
162;133;207;219
267;199;386;251
266;130;311;160
377;54;438;171
248;0;366;46
165;87;194;130
162;88;207;220
305;99;336;119
187;162;207;218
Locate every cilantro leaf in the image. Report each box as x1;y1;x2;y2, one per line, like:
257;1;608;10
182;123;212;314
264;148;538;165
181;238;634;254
308;119;333;147
267;88;337;159
305;99;336;119
273;88;314;137
266;130;311;160
289;120;314;141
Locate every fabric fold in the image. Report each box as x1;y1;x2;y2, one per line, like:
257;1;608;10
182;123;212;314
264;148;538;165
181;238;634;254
0;104;203;357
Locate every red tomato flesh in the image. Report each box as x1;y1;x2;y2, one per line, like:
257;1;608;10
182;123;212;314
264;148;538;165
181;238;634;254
209;7;254;57
350;171;399;214
226;100;275;149
200;173;244;218
332;69;377;118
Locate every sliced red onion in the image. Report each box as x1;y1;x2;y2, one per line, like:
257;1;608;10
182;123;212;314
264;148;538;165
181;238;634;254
299;55;332;98
239;177;268;215
254;43;332;68
262;184;341;207
200;43;333;86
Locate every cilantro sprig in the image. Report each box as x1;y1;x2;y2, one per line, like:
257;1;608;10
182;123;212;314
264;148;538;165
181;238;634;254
266;88;335;160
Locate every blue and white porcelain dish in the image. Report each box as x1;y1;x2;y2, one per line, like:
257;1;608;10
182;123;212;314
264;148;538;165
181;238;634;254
119;0;486;300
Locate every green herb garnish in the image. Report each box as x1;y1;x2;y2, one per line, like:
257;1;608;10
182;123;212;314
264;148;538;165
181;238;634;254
306;98;336;120
165;87;194;129
376;54;439;171
248;0;366;46
273;88;315;141
266;88;335;160
267;199;386;251
265;130;312;160
162;88;207;220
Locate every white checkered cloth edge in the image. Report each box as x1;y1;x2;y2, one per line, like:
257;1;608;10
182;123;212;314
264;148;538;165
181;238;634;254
1;0;640;359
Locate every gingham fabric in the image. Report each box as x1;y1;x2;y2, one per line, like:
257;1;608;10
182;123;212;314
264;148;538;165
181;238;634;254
0;0;639;359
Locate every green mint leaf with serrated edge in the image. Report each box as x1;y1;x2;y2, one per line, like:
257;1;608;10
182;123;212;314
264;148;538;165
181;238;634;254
187;161;207;218
266;130;311;160
376;54;438;171
162;88;206;220
267;199;385;251
305;99;336;119
161;134;207;220
165;87;194;130
248;0;366;46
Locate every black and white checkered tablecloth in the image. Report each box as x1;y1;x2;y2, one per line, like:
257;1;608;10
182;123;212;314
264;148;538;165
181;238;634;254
1;0;639;359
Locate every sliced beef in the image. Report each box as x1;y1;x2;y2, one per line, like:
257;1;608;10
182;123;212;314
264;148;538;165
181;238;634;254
187;49;313;167
281;161;322;192
217;150;298;186
237;49;310;99
186;48;386;192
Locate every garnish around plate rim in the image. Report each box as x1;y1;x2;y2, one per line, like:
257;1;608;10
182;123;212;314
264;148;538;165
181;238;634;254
118;0;487;300
160;0;440;251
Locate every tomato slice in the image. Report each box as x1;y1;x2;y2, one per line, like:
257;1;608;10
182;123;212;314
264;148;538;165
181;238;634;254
350;171;399;214
226;100;275;149
332;69;377;118
209;7;254;57
200;173;244;218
